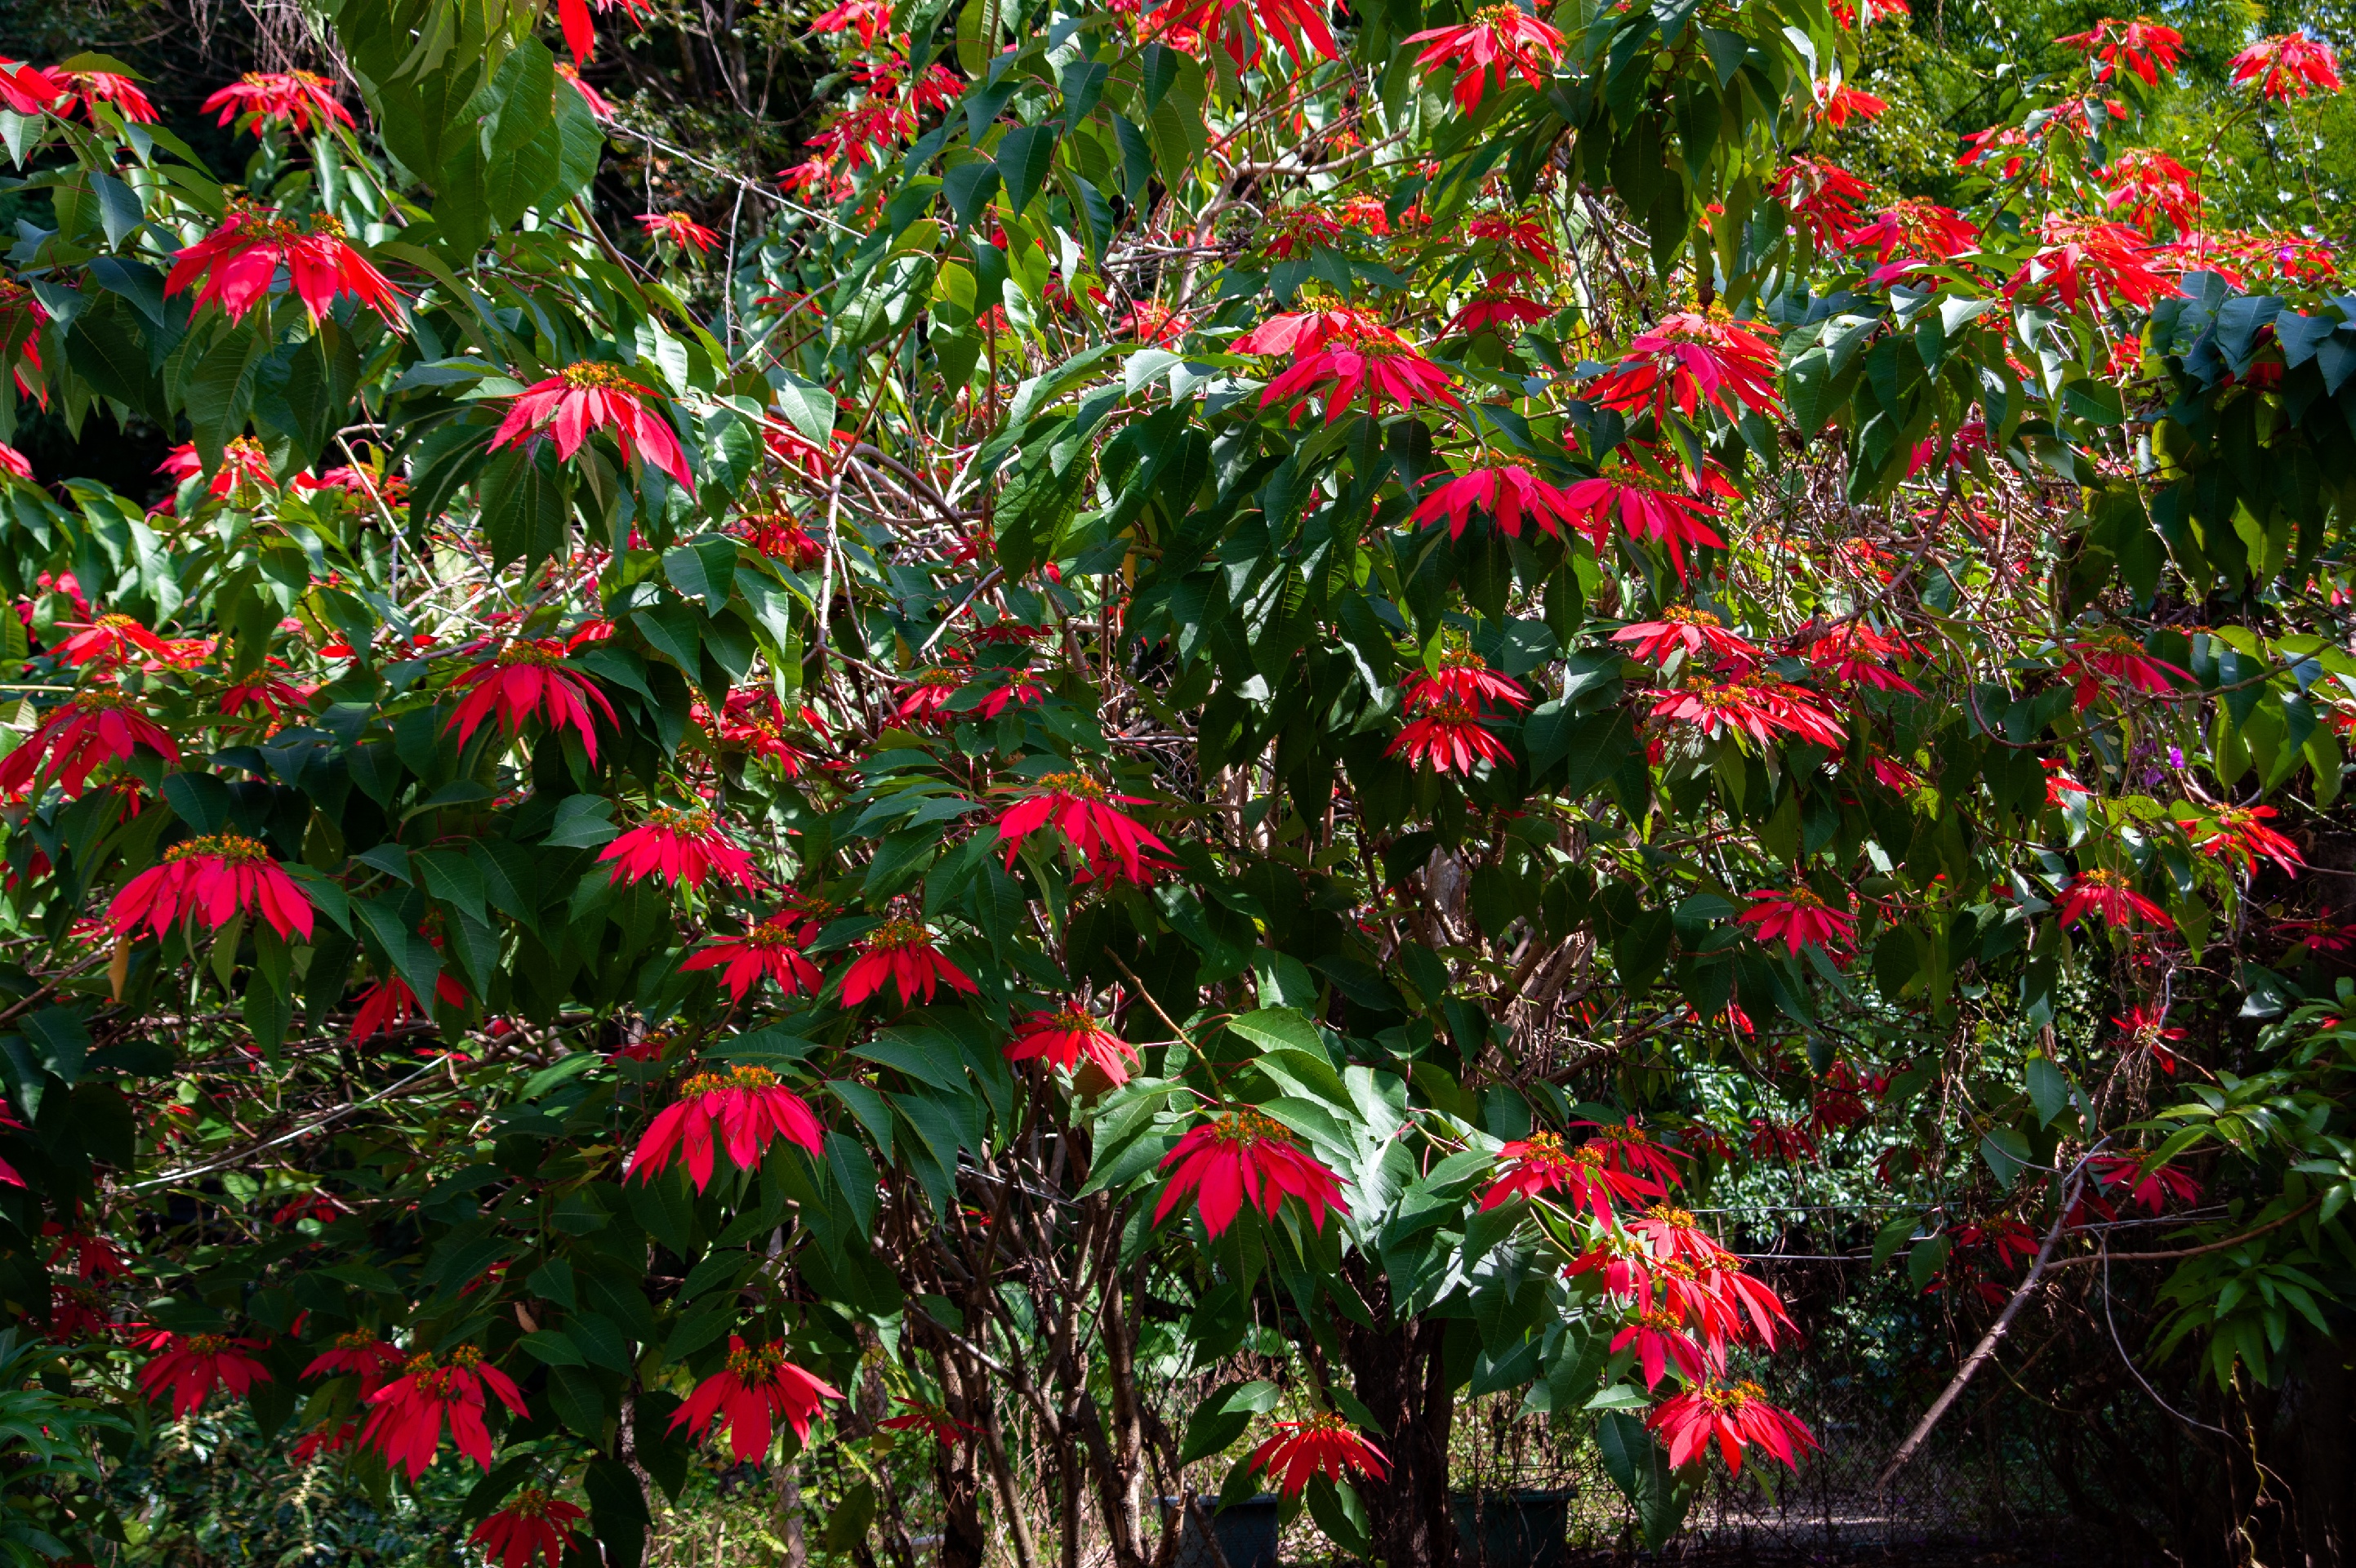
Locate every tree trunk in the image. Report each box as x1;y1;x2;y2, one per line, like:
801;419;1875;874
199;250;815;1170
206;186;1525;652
1338;1310;1454;1568
938;1439;988;1568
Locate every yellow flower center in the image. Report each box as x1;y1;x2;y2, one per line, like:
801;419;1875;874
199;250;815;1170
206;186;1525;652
647;806;716;835
684;1065;780;1098
559;362;634;390
869;917;929;949
188;1334;230;1355
1646;1204;1697;1227
1213;1108;1289;1146
726;1341;786;1380
163;833;268;866
496;639;566;667
1037;772;1106;800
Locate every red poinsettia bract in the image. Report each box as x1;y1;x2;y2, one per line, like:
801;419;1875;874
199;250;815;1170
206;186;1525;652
556;0;652;60
1803;623;1922;693
0;58;63;116
1390;647;1526;776
600;806;759;891
1478;1130;1661;1226
167;203;401;324
1648;1380;1817;1475
136;1330;273;1416
1840;198;1980;270
347;972;469;1044
1236;310;1459;423
110;833;315;942
996;773;1174;884
1739;886;1857;958
1143;0;1339;71
363;1346;529;1479
2176;804;2301;875
879;1399;977;1446
2229;33;2342;100
1813;82;1886;126
0;689;179;800
491;363;696;492
671;1338;841;1461
633;1065;824;1191
1767;158;1870;247
1006;1005;1140;1085
1650;678;1847;751
471;1490;586;1568
1588;312;1782;422
1561;466;1732;579
1245;1412;1389;1496
446;639;617;761
1404;4;1565;114
2062;632;2190;709
638;210;720;255
1411;464;1581;540
682;911;826;1001
56;69;158;122
1612;608;1763;670
2006;220;2172;314
201;70;353;135
2056;16;2183;86
1156;1107;1347;1237
840;918;978;1008
2055;869;2174;930
303;1332;411;1396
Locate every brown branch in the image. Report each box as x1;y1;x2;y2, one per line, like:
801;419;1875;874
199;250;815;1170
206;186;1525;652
2046;1200;2318;1267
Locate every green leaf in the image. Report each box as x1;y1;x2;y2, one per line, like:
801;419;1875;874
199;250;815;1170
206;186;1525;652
995;124;1055;216
478;443;569;574
944;161;1000;227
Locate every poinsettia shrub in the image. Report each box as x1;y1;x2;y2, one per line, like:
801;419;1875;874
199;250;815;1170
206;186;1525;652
0;0;2351;1561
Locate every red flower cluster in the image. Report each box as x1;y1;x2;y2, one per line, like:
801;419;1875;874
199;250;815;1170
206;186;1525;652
2056;16;2184;86
1648;1379;1817;1474
1841;198;1980;270
1144;0;1340;72
1390;646;1527;775
2229;33;2342;100
2176;804;2300;876
492;363;696;492
363;1345;528;1479
1560;461;1735;578
136;1330;273;1416
167;203;400;324
1404;4;1565;114
110;833;315;942
348;971;470;1044
201;71;353;135
632;1065;824;1191
1156;1107;1347;1237
1588;312;1782;422
1767;158;1870;247
1650;677;1846;751
638;210;720;255
55;69;157;122
1411;464;1579;540
995;773;1174;884
470;1490;586;1568
2055;869;2173;930
1613;607;1761;670
1236;309;1460;423
682;910;826;1001
671;1337;841;1460
1813;82;1886;127
601;805;760;891
303;1331;410;1396
1005;1004;1140;1085
0;688;178;800
446;639;617;761
2006;219;2171;313
841;917;977;1007
1739;885;1857;958
1245;1411;1389;1496
1479;1129;1665;1226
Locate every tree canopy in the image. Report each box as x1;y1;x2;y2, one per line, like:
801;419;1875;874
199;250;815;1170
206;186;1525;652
0;0;2351;1562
